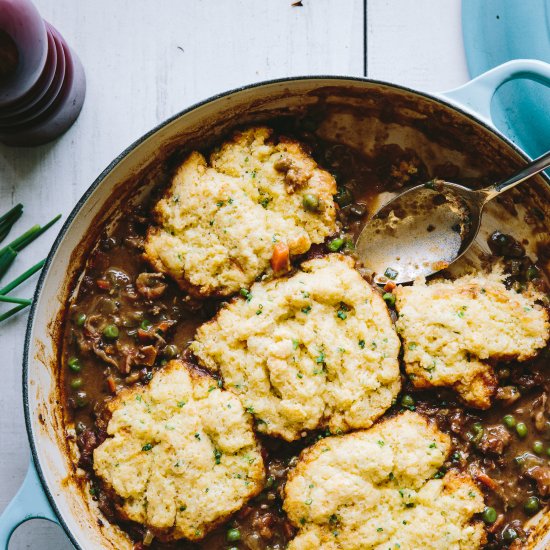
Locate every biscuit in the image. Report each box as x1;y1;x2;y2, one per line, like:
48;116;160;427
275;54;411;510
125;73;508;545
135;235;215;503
192;254;401;441
395;270;549;408
144;127;337;297
93;360;265;542
283;411;486;550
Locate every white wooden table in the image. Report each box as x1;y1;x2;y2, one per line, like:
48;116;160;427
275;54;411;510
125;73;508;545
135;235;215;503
0;1;469;547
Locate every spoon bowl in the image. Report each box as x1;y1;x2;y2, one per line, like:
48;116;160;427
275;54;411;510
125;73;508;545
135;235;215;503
355;150;550;284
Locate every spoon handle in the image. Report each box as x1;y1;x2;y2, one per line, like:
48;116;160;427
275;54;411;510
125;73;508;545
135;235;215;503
483;150;550;201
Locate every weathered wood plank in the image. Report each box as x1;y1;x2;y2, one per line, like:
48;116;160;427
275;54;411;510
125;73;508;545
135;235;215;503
366;0;469;92
1;1;364;547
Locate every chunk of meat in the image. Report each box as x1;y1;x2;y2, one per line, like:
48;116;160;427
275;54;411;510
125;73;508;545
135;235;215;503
530;392;549;432
137;345;157;367
136;272;167;300
495;385;522;406
253;512;276;540
525;466;550;496
477;425;511;455
92;342;119;369
77;429;98;470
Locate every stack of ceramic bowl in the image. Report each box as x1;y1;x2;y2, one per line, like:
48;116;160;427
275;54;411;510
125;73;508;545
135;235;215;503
0;0;85;146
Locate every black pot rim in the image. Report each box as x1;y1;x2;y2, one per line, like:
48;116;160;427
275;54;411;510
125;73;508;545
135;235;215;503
22;73;540;549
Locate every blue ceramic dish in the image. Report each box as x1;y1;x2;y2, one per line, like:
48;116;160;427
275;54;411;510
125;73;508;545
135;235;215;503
1;60;550;549
463;0;550;157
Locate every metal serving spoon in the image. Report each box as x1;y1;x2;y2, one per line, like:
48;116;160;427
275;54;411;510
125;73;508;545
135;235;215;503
356;150;550;285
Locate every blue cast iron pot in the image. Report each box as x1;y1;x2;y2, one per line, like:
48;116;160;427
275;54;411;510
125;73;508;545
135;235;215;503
1;59;550;549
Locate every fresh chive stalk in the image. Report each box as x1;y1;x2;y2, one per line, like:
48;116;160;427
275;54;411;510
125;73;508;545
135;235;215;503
0;203;23;223
0;204;23;243
12;214;61;252
0;259;46;296
0;295;31;305
0;213;61;257
0;303;28;323
0;211;60;323
0;247;17;279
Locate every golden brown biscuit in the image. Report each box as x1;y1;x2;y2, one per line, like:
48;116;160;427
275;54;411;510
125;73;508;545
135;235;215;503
283;411;486;550
395;270;549;408
93;360;265;542
144;127;337;297
192;254;401;441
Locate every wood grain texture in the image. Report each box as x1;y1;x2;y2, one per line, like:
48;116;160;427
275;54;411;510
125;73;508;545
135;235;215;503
0;1;467;547
367;0;469;91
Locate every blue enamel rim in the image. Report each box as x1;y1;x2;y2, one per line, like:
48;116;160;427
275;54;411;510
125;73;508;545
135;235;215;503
22;74;539;549
462;0;550;158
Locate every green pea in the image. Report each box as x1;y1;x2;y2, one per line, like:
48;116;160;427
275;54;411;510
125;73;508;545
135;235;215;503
503;414;516;429
68;357;81;372
75;391;88;408
103;324;119;340
226;528;241;542
516;422;528;438
70;378;83;390
401;395;415;408
481;506;497;524
75;313;87;327
327;237;344;252
472;422;483;435
526;265;540;281
533;441;544;454
524;496;540;516
383;293;396;307
162;344;180;359
302;193;320;212
502;527;518;543
140;319;152;330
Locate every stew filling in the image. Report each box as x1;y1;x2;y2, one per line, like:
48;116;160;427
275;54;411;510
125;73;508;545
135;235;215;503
62;122;549;549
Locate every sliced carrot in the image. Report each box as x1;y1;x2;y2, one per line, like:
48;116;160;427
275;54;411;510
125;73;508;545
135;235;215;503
106;375;117;394
383;281;396;292
475;471;499;491
137;328;154;342
271;242;290;274
96;279;110;290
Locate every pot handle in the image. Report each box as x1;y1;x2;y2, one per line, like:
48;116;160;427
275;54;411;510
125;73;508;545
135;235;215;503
439;59;550;128
0;459;59;549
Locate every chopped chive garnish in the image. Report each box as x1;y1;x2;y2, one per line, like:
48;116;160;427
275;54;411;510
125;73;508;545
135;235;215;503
384;267;398;280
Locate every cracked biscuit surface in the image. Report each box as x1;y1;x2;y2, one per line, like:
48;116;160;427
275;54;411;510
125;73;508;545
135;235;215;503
191;254;401;441
395;270;549;408
283;411;486;550
144;126;337;297
93;360;265;542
